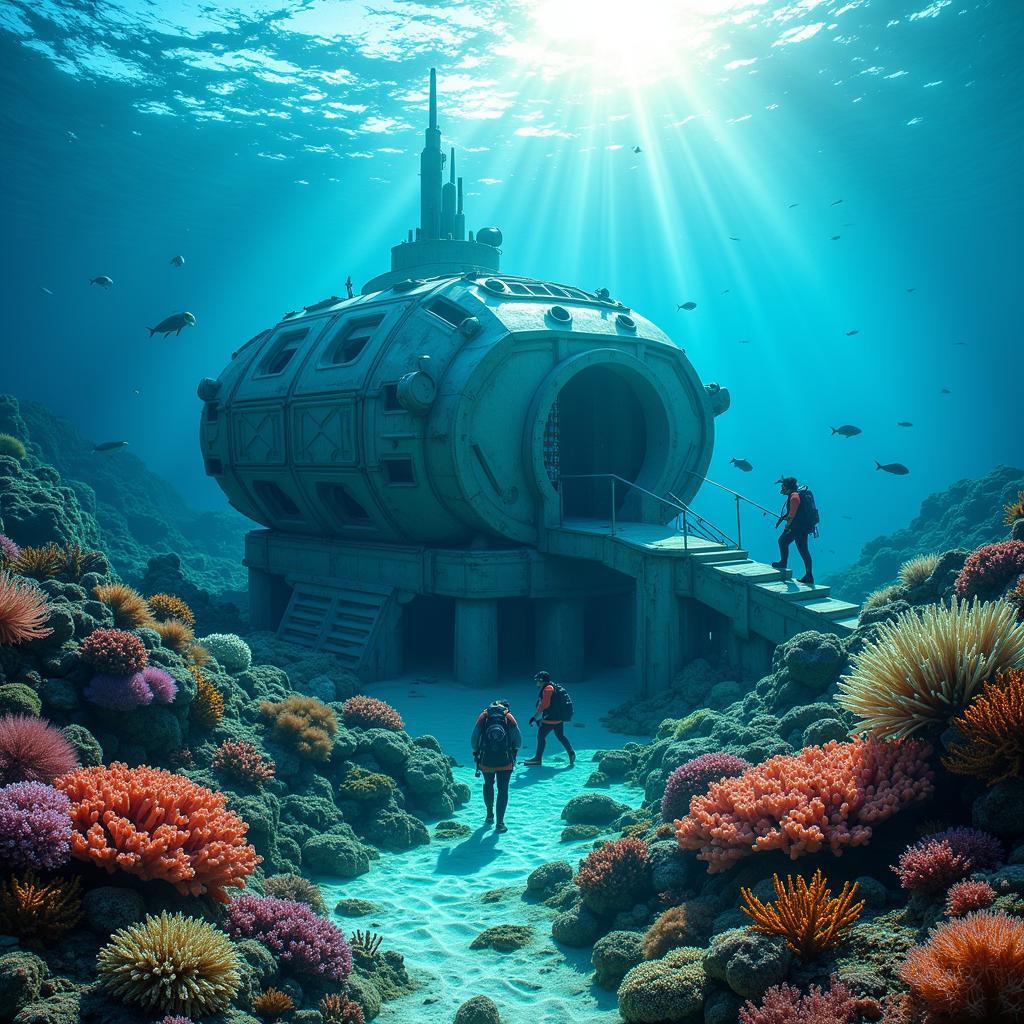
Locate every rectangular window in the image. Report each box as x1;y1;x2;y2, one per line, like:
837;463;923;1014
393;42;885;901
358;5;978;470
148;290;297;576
316;482;373;527
321;314;384;367
204;457;223;476
426;297;467;329
257;328;309;376
382;383;401;411
205;403;219;422
383;458;415;485
253;480;303;520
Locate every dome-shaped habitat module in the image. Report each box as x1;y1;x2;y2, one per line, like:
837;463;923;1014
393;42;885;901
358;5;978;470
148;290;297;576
201;69;859;694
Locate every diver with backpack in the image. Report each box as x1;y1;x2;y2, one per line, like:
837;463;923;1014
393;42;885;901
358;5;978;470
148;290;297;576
522;671;576;768
771;476;819;586
471;699;522;833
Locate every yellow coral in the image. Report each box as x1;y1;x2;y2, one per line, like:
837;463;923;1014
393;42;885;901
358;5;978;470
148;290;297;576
147;593;196;628
11;545;63;580
1003;490;1024;527
94;583;156;629
190;667;224;727
862;584;903;611
155;617;195;653
898;553;940;589
0;870;82;942
252;988;294;1018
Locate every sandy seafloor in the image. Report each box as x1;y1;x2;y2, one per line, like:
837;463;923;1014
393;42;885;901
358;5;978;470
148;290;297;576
319;669;639;1024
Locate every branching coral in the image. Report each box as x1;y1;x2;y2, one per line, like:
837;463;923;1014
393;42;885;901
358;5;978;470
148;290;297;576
1004;490;1024;527
350;929;384;956
147;593;196;628
93;583;156;629
0;780;72;870
341;695;404;731
661;752;752;822
97;911;241;1016
675;736;934;873
0;714;79;785
945;880;995;917
899;911;1024;1023
56;762;260;901
576;837;650;916
56;542;104;581
338;766;394;802
0;870;82;942
190;667;224;727
224;894;353;981
943;668;1024;785
85;667;178;711
739;975;882;1024
955;540;1024;601
262;873;326;915
261;695;338;762
10;545;62;580
320;994;365;1024
155;618;195;654
893;828;1004;894
79;628;148;675
837;598;1024;739
213;740;276;786
0;573;53;645
252;988;294;1018
741;869;864;960
0;534;20;564
898;553;940;589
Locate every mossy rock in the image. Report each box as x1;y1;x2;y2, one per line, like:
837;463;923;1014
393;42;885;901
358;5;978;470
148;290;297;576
335;898;381;917
561;823;604;842
0;682;41;717
561;793;629;825
617;947;707;1023
470;924;535;952
434;819;473;840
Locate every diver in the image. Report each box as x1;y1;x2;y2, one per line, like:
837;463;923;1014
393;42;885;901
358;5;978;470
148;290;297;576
471;699;522;833
522;671;576;767
771;476;818;585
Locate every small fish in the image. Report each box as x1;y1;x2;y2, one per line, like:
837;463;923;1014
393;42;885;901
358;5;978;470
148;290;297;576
721;288;730;294
677;301;697;311
840;515;854;520
738;338;752;344
132;388;142;396
788;203;799;208
93;441;128;453
830;235;841;241
90;276;113;288
953;341;968;346
147;311;196;337
876;461;910;475
66;130;77;142
632;145;642;153
169;255;186;267
906;287;916;293
831;198;843;206
940;388;952;394
40;286;53;295
897;421;913;427
845;329;859;336
831;425;862;438
730;458;753;472
729;236;741;241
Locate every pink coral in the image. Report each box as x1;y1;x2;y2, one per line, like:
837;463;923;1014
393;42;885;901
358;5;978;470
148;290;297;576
945;880;996;917
0;715;79;785
675;737;934;873
739;975;882;1023
955;540;1024;600
661;753;752;822
894;828;1004;894
212;740;276;786
0;573;53;646
0;535;21;563
79;628;147;675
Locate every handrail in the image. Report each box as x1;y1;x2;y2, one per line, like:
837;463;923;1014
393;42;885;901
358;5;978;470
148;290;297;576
557;473;736;547
683;471;778;548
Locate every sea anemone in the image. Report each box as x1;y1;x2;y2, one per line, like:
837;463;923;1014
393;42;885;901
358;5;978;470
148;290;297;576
0;433;26;460
836;598;1024;739
54;542;104;581
0;573;53;645
0;714;79;785
251;989;294;1019
93;583;155;629
79;628;148;676
0;780;72;870
9;545;62;580
0;870;82;942
1003;490;1024;527
861;584;904;612
155;618;195;654
147;593;196;628
943;668;1024;785
898;553;940;589
97;912;241;1016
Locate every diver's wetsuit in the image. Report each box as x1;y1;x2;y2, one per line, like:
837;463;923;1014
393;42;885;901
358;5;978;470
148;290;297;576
777;490;813;580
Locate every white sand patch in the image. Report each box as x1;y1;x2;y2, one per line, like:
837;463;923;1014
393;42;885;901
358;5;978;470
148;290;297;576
318;669;644;1023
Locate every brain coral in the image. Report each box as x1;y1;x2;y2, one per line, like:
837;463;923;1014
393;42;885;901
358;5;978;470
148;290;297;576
617;947;707;1024
97;911;240;1016
955;540;1024;601
0;572;53;646
0;781;72;870
900;911;1024;1023
79;628;148;676
55;762;260;901
661;753;752;822
675;736;934;873
837;598;1024;739
0;714;79;785
341;695;404;731
198;633;252;673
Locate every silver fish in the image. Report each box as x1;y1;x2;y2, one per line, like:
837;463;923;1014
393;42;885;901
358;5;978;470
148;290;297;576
93;441;128;453
90;276;113;288
170;255;186;267
148;311;196;337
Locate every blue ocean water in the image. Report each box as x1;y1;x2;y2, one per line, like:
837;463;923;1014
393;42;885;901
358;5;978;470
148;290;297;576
1;0;1021;577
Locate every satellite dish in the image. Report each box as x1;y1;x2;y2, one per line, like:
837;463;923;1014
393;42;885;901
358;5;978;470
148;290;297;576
476;227;503;247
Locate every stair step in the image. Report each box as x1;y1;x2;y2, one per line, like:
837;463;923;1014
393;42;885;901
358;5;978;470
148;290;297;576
686;548;748;564
712;560;787;582
793;597;861;620
756;580;832;601
835;614;862;631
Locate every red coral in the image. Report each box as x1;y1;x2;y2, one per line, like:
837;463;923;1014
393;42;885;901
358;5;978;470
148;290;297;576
955;540;1024;600
893;828;1004;894
0;715;79;785
0;573;53;645
575;837;650;915
675;737;934;873
945;880;996;918
212;740;276;786
341;696;404;731
55;762;260;901
79;628;148;675
739;975;882;1023
900;911;1024;1022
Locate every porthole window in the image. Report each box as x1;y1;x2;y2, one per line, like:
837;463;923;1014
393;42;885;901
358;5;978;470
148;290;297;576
548;305;572;324
320;314;384;367
257;328;309;377
616;313;637;331
482;278;508;294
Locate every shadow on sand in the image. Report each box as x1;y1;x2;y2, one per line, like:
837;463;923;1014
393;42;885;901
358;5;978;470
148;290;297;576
432;824;503;875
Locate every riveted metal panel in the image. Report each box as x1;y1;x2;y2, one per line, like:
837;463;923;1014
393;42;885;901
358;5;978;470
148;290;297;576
231;405;285;465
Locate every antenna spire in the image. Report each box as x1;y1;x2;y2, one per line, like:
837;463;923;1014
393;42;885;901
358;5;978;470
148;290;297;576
449;147;456;184
429;67;437;131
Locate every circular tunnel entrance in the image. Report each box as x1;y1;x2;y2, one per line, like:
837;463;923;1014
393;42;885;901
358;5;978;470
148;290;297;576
554;365;650;519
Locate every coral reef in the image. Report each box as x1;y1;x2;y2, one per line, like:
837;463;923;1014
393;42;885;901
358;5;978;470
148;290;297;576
576;837;651;915
213;739;276;786
898;553;941;589
154;617;195;654
893;827;1004;894
660;752;752;822
56;762;260;900
0;432;26;460
84;666;177;711
676;737;934;872
944;880;995;917
262;873;326;915
642;902;715;960
97;911;241;1016
92;583;155;629
954;539;1024;600
0;870;82;941
147;592;196;628
738;976;882;1024
260;694;337;761
0;714;79;784
224;894;353;981
78;627;148;676
0;572;53;644
943;667;1024;784
199;632;252;673
341;695;404;731
617;947;707;1023
740;869;864;960
837;598;1024;738
189;666;225;726
251;988;294;1018
0;780;72;870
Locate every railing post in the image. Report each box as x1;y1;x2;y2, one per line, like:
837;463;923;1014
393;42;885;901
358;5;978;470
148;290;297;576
610;477;617;536
735;494;742;548
683;511;688;549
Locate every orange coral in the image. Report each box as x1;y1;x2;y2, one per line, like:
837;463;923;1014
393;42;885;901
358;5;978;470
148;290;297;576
189;643;212;667
93;584;156;629
320;994;365;1024
190;667;224;727
900;911;1024;1023
642;901;716;960
943;669;1024;785
155;617;195;654
0;572;53;645
675;737;934;872
147;593;196;628
1003;490;1024;526
252;988;294;1018
10;545;62;580
0;870;82;942
261;695;338;762
741;869;864;961
55;762;260;902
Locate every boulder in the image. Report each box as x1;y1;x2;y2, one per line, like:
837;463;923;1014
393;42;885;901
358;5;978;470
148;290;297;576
591;930;644;990
561;793;629;825
526;861;573;898
703;928;792;1000
454;995;501;1024
302;829;371;877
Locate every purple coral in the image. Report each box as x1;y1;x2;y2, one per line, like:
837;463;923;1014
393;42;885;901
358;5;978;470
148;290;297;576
894;827;1005;894
83;666;177;711
0;781;72;870
224;894;353;981
0;534;20;563
661;752;753;822
141;666;177;704
159;1018;194;1024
